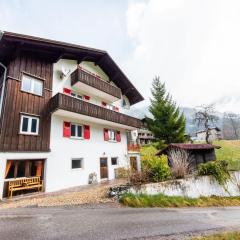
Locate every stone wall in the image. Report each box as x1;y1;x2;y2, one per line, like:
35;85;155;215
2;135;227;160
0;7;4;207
130;171;240;198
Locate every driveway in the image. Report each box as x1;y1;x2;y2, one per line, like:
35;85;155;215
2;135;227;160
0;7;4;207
0;205;239;240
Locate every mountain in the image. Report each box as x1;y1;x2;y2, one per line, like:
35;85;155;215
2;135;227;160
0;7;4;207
128;105;224;136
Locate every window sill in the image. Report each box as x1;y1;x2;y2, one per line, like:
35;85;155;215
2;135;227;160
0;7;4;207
71;168;84;171
20;90;43;98
108;140;117;143
70;137;84;140
19;132;39;136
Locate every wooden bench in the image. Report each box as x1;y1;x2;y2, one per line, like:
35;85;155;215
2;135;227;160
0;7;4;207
8;177;43;198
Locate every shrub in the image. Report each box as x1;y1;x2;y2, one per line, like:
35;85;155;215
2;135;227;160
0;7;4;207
129;169;149;185
143;155;171;182
198;160;230;186
115;167;129;179
169;149;192;179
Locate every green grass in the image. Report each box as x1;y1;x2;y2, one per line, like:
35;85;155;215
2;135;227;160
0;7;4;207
120;193;240;208
214;140;240;170
192;232;240;240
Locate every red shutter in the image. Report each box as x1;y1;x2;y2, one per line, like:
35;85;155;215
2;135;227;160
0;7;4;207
63;121;71;137
84;95;90;101
63;88;71;95
104;128;109;141
84;125;90;139
102;101;107;107
116;131;121;142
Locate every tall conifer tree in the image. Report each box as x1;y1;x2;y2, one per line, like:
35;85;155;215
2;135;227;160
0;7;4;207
147;77;186;144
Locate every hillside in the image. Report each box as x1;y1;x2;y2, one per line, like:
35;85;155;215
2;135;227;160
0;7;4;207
214;140;240;170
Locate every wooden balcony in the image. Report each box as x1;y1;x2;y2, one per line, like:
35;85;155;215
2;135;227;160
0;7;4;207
48;93;142;129
127;144;141;152
71;67;121;100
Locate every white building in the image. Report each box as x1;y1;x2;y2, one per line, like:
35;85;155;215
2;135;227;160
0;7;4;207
0;31;143;198
195;127;222;142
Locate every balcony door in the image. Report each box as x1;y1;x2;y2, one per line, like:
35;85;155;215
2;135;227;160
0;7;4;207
100;158;108;179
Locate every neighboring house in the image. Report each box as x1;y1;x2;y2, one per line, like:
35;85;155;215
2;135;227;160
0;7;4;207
157;143;220;169
138;128;155;145
0;31;143;198
131;118;155;146
195;127;222;142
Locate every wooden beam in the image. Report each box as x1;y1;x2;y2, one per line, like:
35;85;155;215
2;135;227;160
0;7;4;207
95;54;107;66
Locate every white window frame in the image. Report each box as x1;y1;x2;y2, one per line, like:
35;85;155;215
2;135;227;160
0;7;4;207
21;74;43;96
70;123;83;139
108;129;117;142
19;115;39;135
71;158;84;170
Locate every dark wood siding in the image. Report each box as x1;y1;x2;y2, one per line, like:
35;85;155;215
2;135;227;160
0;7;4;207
0;54;52;152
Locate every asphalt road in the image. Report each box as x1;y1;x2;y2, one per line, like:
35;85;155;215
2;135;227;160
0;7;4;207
0;205;239;240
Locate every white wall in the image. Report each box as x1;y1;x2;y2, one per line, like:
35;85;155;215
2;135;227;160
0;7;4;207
45;114;129;192
130;171;240;198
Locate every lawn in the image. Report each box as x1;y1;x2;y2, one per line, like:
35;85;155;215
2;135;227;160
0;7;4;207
214;140;240;170
120;193;240;208
192;232;240;240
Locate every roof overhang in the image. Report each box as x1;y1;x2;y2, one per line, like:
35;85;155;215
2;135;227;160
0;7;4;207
0;31;144;105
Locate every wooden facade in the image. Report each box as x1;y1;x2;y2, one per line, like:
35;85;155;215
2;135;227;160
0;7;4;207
71;68;121;99
48;93;142;129
0;54;52;152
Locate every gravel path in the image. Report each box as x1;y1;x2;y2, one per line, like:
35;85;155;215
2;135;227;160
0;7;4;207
0;180;125;209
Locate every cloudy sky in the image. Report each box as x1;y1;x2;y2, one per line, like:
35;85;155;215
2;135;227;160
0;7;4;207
1;0;240;112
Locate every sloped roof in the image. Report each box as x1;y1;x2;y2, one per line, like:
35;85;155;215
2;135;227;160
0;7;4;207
156;143;220;155
0;31;144;105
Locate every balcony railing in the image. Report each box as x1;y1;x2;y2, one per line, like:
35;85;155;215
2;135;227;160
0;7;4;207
48;93;142;129
128;144;141;152
71;68;121;99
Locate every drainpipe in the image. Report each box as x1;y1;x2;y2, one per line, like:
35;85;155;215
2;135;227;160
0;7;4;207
0;30;7;120
0;62;7;120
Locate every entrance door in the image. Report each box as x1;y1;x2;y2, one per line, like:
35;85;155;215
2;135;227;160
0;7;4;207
130;157;138;171
100;158;108;179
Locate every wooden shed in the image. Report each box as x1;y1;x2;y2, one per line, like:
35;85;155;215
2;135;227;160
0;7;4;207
156;143;221;168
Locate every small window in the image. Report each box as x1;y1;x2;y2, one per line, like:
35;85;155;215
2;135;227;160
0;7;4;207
21;74;43;96
70;123;83;139
71;158;83;169
111;157;118;165
20;115;39;135
108;130;116;141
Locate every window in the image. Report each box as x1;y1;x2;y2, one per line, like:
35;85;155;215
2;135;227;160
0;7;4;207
70;123;83;139
20;115;39;135
108;130;116;141
21;74;43;96
71;158;83;169
111;157;118;165
71;91;83;100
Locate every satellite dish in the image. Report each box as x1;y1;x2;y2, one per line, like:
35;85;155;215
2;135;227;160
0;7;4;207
60;67;70;79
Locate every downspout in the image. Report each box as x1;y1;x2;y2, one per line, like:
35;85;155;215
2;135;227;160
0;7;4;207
0;62;7;120
0;31;7;120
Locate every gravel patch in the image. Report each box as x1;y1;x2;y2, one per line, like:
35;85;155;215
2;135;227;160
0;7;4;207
0;179;126;209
